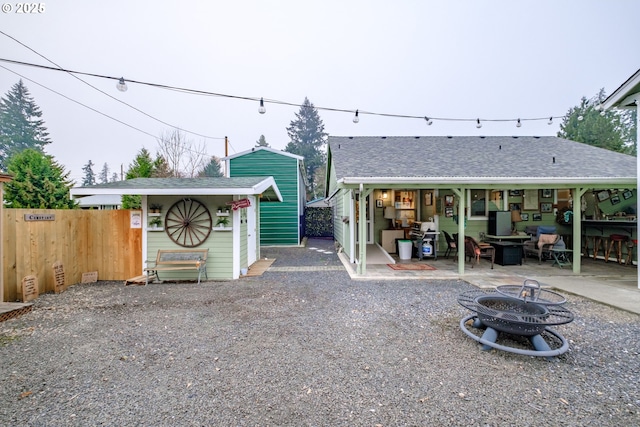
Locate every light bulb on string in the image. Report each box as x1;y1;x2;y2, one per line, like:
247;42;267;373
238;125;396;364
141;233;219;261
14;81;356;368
476;118;482;129
516;118;522;128
577;115;584;121
258;98;266;114
353;110;360;123
116;77;128;92
548;117;553;125
424;116;433;126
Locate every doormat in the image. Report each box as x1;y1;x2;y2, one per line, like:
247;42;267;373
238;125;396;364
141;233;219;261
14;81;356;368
243;258;276;277
387;263;436;271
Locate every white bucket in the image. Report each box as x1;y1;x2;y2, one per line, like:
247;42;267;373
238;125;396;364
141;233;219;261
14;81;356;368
240;268;248;275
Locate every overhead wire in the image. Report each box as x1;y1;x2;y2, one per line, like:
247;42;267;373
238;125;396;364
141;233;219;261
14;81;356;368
0;31;225;141
0;57;565;126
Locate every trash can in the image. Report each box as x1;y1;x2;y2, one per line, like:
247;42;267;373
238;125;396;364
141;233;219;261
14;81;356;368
398;239;413;260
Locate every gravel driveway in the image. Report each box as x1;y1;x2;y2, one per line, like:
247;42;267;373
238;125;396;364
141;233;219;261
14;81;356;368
1;238;639;426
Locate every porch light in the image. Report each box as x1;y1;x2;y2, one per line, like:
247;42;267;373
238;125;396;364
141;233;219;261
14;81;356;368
258;98;266;114
382;190;388;199
116;77;128;92
353;110;360;123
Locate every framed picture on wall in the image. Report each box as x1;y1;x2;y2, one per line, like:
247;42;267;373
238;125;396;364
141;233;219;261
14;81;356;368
509;203;521;211
540;202;553;213
623;189;633;200
424;192;432;206
541;189;552;198
597;190;610;202
445;206;454;217
520;213;529;221
532;213;542;221
376;199;383;208
610;195;621;205
509;190;521;196
445;195;454;206
523;190;539;210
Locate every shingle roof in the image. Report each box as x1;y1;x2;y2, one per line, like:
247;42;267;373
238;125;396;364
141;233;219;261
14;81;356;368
328;136;636;184
70;176;282;201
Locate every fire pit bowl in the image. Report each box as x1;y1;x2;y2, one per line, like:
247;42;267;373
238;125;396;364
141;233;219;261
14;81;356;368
475;295;549;336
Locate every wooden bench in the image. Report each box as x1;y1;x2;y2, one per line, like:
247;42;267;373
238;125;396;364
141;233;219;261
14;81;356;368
143;249;208;285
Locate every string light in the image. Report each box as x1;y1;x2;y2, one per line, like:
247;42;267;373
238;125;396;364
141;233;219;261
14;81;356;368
116;77;127;92
516;118;521;128
258;97;266;114
548;117;553;125
0;56;565;129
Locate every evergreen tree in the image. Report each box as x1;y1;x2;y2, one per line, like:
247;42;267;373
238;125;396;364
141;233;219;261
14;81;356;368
82;160;96;186
0;80;51;170
111;172;120;182
558;88;637;155
122;148;156;209
255;135;269;147
198;156;223;177
99;163;110;184
284;97;328;199
4;149;76;208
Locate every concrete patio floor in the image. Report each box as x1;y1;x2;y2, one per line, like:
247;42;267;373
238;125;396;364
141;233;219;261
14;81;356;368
339;250;640;315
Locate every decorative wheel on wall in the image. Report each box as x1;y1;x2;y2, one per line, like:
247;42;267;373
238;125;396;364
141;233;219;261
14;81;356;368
165;199;212;247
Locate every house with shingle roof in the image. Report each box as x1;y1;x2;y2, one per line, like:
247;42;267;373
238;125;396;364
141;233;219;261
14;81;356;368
71;176;282;281
325;135;637;276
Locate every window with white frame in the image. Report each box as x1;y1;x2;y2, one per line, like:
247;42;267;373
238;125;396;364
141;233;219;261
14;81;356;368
469;189;505;217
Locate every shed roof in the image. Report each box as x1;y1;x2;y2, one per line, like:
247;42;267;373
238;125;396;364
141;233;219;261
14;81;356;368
222;146;304;161
328;136;636;186
70;176;283;201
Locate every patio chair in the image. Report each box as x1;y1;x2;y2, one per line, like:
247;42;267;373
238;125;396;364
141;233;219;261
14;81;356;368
464;236;495;269
443;230;457;259
523;233;560;264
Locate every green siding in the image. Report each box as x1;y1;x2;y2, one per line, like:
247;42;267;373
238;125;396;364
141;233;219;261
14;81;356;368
230;150;301;245
146;195;235;281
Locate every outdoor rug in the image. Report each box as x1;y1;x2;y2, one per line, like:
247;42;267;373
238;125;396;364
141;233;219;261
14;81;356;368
387;263;436;271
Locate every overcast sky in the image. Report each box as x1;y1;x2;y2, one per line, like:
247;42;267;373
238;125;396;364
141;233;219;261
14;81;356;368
1;0;638;183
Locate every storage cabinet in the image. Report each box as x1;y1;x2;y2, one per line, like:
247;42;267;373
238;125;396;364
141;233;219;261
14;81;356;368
488;211;512;236
381;229;405;253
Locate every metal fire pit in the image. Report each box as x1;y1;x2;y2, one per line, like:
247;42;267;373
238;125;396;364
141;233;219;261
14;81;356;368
457;280;574;358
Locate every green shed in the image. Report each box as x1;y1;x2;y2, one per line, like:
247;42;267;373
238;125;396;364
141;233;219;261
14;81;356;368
224;147;306;246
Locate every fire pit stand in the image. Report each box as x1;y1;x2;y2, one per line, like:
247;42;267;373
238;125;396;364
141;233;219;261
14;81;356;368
457;280;574;358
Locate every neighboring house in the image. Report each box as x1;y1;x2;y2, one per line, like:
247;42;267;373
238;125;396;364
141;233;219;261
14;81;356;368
223;147;306;246
601;67;640;288
70;177;282;281
75;194;121;210
325;135;637;276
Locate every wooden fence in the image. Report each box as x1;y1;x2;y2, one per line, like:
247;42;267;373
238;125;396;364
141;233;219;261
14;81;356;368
2;209;142;302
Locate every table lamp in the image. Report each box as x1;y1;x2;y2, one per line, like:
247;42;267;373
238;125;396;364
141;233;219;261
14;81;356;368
384;206;397;229
511;209;522;234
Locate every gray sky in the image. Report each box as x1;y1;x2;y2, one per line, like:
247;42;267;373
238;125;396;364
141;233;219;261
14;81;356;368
1;0;638;183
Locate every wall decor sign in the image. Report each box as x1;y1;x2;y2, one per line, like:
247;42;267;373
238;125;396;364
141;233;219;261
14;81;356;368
597;190;610;202
540;202;553;213
24;214;55;221
523;190;539;210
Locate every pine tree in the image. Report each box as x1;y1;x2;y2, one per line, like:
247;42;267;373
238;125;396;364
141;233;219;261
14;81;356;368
0;80;51;170
199;156;223;177
255;135;269;147
82;160;96;186
558;88;637;155
99;163;110;184
111;172;120;182
4;149;76;208
284;98;328;199
122;148;156;209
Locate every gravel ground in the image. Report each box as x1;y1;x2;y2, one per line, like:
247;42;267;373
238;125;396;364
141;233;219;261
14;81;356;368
1;238;639;426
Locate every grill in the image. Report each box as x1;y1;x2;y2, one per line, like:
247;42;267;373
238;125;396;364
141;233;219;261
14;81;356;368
410;221;438;260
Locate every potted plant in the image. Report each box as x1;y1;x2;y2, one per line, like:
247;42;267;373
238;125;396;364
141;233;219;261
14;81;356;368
215;216;229;228
149;203;162;213
149;216;162;229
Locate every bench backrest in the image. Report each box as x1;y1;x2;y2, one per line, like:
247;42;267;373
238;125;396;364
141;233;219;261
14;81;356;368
156;249;208;264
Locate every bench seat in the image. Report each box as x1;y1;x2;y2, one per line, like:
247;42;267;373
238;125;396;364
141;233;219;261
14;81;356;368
143;249;208;285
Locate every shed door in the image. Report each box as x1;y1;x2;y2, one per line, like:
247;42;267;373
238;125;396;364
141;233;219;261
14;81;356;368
247;196;257;265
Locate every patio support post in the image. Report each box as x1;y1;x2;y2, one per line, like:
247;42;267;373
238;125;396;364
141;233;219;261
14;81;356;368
636;98;639;289
573;187;588;274
356;186;372;275
451;188;466;275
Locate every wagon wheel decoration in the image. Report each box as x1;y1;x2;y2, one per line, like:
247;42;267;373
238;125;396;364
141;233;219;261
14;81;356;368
165;199;212;247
